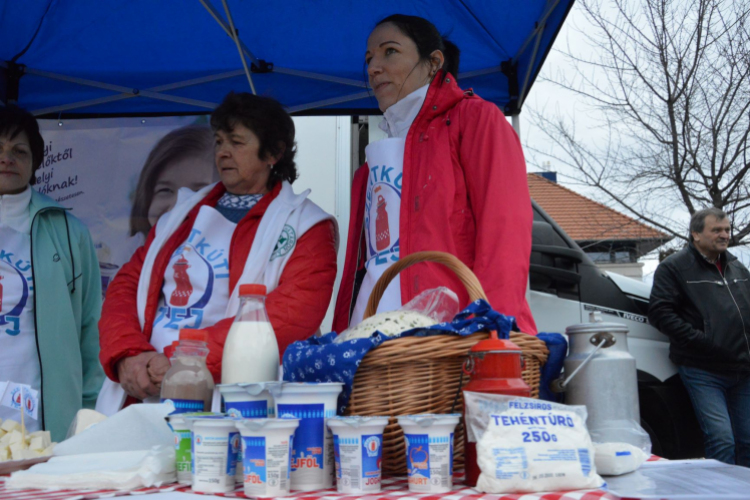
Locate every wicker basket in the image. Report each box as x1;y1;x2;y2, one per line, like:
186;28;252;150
344;251;549;475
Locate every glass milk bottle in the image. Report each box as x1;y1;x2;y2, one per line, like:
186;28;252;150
221;284;280;384
161;329;214;413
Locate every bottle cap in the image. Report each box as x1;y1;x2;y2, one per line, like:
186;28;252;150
239;284;267;296
180;329;208;342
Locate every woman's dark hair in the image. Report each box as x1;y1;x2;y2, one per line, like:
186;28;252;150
0;104;45;185
210;92;298;190
375;14;461;80
129;125;215;237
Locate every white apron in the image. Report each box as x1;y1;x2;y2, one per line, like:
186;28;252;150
350;138;405;325
96;182;335;415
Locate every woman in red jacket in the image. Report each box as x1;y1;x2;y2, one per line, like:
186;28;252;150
98;93;337;411
333;14;536;334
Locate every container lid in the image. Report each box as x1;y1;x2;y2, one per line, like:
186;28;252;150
216;383;247;395
240;381;284;397
397;413;461;428
469;330;521;353
235;417;300;433
327;416;390;429
239;284;267;296
180;328;208;342
566;311;629;335
186;415;238;430
279;382;344;395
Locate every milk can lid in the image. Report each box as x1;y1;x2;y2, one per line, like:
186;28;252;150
565;311;629;335
469;331;522;353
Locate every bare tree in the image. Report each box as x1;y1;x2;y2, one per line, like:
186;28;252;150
528;0;750;245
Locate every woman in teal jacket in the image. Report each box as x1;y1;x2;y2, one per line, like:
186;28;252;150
0;104;103;442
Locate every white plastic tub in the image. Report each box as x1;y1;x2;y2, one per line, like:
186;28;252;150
397;414;460;493
275;382;343;491
327;416;390;494
235;418;300;497
185;416;239;493
166;414;192;485
217;382;281;418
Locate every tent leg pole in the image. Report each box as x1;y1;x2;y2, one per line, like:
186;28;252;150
512;114;521;136
221;0;257;95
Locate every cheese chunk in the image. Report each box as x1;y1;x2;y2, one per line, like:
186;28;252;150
10;442;25;460
72;409;107;435
0;419;21;433
29;437;45;452
0;433;11;446
41;444;55;456
28;431;51;449
0;447;9;461
18;449;41;460
8;430;24;446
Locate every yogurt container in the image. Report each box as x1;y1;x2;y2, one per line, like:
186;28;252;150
398;414;460;493
218;382;281;418
235;418;300;497
185;416;239;493
166;412;213;484
275;382;343;491
327;416;390;494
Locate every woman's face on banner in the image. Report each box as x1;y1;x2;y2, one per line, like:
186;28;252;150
214;124;273;195
0;131;34;195
147;156;216;226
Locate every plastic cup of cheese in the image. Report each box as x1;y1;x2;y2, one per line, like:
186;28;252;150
185;415;240;493
275;382;343;491
219;383;280;482
241;381;283;417
327;416;390;494
397;414;460;493
218;382;280;418
166;412;214;485
235;418;300;497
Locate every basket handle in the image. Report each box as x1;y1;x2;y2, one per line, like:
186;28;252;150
363;251;488;319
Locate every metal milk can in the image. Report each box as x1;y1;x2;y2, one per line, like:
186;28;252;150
559;311;640;444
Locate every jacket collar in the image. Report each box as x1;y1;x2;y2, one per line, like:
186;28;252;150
29;188;65;217
380;84;429;138
0;185;32;233
688;242;737;266
419;69;466;121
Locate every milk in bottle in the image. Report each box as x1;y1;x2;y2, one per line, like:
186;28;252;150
222;284;280;384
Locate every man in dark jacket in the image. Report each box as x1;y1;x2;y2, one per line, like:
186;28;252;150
649;208;750;466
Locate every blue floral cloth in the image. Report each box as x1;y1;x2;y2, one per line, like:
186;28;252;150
282;299;515;414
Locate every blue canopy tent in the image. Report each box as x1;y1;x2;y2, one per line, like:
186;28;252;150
0;0;573;117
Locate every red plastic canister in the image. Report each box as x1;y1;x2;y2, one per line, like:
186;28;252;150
461;330;530;486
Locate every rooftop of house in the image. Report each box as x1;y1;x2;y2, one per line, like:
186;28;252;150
528;173;671;243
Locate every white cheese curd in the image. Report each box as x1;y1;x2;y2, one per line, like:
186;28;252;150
594;441;648;476
335;310;437;342
476;409;604;494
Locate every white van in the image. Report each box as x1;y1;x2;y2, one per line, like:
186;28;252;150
529;200;703;459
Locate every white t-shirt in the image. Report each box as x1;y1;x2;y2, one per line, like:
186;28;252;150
0;187;41;432
349;85;428;326
150;205;235;352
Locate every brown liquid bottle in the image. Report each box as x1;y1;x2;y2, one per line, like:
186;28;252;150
161;329;214;413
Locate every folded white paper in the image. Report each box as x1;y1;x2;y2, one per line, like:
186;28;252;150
7;448;175;490
54;402;174;455
8;402;176;490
